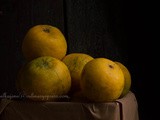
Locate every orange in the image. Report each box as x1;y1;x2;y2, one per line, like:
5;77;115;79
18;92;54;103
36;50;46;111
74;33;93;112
115;61;131;97
62;53;94;94
80;58;124;102
16;56;71;101
22;24;67;61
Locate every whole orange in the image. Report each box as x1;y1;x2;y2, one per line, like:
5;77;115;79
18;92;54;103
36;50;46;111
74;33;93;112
22;24;67;61
80;58;125;102
16;56;71;101
62;53;94;94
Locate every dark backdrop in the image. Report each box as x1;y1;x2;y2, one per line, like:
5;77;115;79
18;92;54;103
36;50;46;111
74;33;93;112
0;0;156;120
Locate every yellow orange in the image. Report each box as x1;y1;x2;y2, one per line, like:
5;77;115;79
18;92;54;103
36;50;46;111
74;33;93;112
16;56;71;101
22;24;67;61
115;61;131;97
80;58;124;102
62;53;94;94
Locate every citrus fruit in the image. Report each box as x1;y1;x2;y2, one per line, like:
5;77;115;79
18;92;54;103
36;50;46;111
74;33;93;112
22;24;67;61
80;58;125;102
115;61;131;97
16;56;71;101
62;53;94;94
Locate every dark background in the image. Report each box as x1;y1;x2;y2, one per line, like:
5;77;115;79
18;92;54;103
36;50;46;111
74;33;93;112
0;0;156;120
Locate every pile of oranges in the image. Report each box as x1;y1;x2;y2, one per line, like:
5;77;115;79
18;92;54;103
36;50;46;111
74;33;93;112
16;24;131;102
